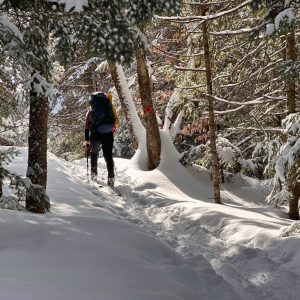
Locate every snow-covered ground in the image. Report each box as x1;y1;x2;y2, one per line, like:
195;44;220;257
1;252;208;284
2;147;300;300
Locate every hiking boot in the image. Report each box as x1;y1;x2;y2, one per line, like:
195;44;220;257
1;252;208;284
107;176;115;187
90;153;98;177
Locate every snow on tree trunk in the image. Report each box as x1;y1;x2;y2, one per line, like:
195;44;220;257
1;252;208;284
163;89;184;140
202;9;221;204
136;43;161;170
113;62;148;170
108;61;138;149
26;76;49;213
286;29;296;115
114;63;146;142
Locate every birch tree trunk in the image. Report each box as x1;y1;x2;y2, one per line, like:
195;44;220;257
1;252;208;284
108;61;138;149
286;29;297;114
202;9;221;204
135;32;161;170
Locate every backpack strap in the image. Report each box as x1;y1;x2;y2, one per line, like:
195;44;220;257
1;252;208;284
91;110;105;125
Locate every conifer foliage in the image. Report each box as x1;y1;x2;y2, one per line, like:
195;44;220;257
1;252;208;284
0;0;54;213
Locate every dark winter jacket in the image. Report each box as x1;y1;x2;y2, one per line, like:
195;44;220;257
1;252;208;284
85;98;118;141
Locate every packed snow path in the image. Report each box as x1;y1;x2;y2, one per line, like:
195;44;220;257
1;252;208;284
66;154;300;300
2;149;237;300
2;148;300;300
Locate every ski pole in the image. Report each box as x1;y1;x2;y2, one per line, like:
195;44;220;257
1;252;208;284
86;153;89;180
85;144;89;180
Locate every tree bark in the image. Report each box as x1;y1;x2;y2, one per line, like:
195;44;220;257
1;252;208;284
202;10;221;204
26;76;49;212
25;13;51;213
108;61;138;149
286;29;299;220
288;165;300;220
135;37;161;170
286;29;297;114
0;153;3;197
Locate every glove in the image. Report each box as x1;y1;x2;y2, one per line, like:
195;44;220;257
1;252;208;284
84;141;91;157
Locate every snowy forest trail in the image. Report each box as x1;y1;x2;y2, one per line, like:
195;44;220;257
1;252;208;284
64;153;300;300
2;148;300;300
1;148;238;300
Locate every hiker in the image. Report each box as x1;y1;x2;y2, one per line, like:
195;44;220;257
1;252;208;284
84;92;118;186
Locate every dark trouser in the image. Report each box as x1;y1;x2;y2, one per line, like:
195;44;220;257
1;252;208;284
90;132;114;177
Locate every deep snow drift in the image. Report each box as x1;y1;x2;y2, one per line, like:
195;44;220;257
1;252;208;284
2;147;300;300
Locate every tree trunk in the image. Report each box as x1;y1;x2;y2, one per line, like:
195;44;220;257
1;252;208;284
286;29;297;114
108;61;138;149
26;76;49;213
25;13;51;213
0;153;3;197
202;11;221;204
289;186;300;220
288;165;300;220
135;41;161;170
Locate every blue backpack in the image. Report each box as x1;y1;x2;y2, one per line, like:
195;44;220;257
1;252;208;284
89;92;115;135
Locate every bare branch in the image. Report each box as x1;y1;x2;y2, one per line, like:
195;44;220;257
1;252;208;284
176;84;206;89
227;127;284;132
156;0;252;23
174;66;206;72
202;105;246;115
208;23;266;36
192;93;286;106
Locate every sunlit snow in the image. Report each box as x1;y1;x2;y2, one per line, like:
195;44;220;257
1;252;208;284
1;145;300;299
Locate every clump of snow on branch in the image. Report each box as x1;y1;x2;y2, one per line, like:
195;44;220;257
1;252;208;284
266;24;275;36
1;163;50;212
280;221;300;237
163;89;184;139
217;137;256;174
95;60;108;73
0;196;24;210
274;8;294;30
68;58;99;82
0;117;17;144
0;149;25;211
23;73;55;98
252;138;282;178
0;16;24;42
266;6;295;36
180;136;256;176
266;113;300;207
48;0;88;12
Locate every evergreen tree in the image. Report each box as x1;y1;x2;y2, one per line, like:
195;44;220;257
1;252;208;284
267;113;300;220
0;0;55;213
